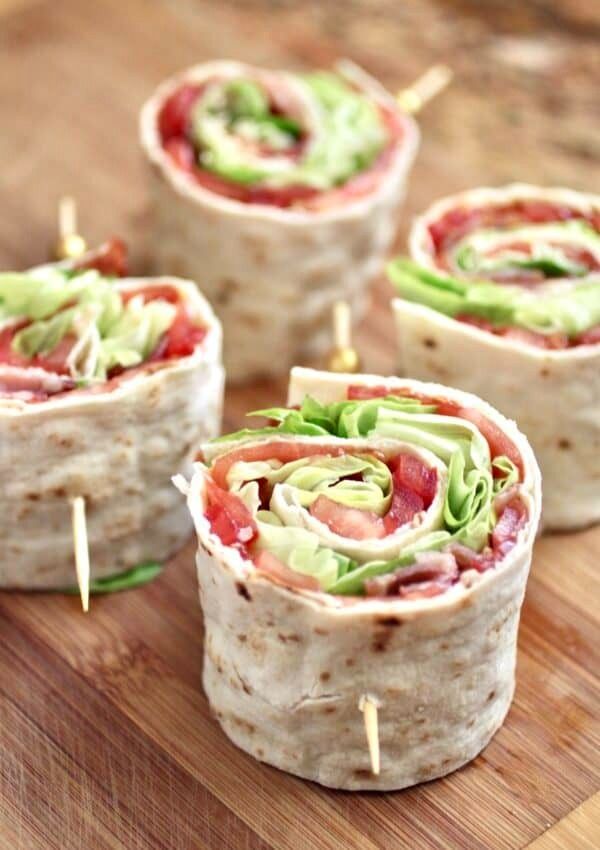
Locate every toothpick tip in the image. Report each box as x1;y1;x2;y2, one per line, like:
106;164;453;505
359;694;381;775
398;63;453;114
71;495;90;613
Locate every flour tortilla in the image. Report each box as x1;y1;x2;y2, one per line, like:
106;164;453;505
139;61;419;382
0;277;224;589
395;183;600;531
185;367;541;790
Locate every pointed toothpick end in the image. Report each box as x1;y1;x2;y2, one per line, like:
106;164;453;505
71;496;90;613
359;694;381;775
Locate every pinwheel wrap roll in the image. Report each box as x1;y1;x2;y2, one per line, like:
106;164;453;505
184;367;540;790
140;61;418;381
0;261;223;588
390;184;600;530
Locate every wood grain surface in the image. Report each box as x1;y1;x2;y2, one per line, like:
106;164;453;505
0;1;598;848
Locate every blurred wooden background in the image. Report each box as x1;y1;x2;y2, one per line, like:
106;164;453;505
0;1;598;848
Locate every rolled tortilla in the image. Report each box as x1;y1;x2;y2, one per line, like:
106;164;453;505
140;61;419;382
184;366;541;790
390;184;600;531
0;269;224;589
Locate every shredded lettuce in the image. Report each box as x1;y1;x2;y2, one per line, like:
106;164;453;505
0;267;180;384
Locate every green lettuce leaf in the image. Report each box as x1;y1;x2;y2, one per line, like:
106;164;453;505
62;562;162;595
388;248;600;337
228;453;392;515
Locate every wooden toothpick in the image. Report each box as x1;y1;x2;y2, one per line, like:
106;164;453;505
71;496;90;613
53;196;87;261
336;58;452;116
397;64;453;114
327;300;361;373
359;694;381;775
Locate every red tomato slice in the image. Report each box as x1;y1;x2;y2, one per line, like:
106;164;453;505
253;549;320;591
492;496;528;558
74;238;128;277
310;495;386;540
162;308;206;359
159;84;202;141
391;453;437;506
204;478;258;550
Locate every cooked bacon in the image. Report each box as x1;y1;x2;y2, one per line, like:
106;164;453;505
447;542;494;573
0;365;75;400
364;552;458;598
492;492;528;558
253;549;320;591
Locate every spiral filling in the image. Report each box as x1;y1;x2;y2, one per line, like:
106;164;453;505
200;388;529;599
158;69;404;209
389;193;600;348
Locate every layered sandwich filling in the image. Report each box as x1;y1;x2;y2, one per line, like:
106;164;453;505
0;267;205;401
390;193;600;348
158;69;404;209
199;388;529;599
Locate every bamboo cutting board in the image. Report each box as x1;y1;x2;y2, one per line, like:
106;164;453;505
0;0;598;847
